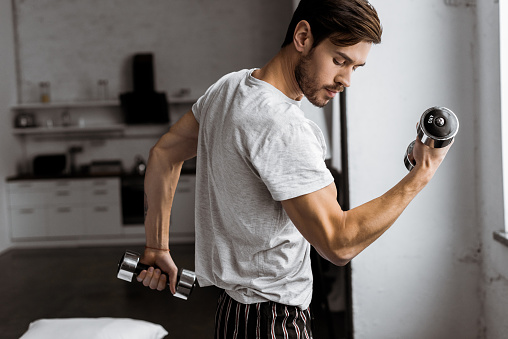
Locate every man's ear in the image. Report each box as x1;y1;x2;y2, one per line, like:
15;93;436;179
293;20;313;53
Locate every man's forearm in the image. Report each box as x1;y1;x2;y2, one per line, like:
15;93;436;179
142;111;199;249
143;145;184;249
338;166;433;260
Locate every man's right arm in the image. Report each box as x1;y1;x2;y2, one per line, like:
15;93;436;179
281;138;451;266
138;110;199;294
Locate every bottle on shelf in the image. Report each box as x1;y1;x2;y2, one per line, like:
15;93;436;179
39;82;51;103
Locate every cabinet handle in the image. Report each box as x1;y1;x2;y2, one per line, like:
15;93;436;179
55;181;71;187
92;181;108;186
92;189;108;196
55;190;71;197
94;206;109;212
56;207;72;213
18;183;33;189
19;208;34;214
177;188;191;193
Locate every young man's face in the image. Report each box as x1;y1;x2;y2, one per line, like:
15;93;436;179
295;39;372;108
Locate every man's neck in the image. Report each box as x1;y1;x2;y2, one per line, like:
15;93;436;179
252;47;303;101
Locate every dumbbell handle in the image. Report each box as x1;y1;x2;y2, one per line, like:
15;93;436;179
117;250;196;300
134;261;166;278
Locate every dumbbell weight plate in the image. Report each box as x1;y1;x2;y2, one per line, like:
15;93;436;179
174;269;197;300
117;250;141;282
417;106;459;148
404;140;416;172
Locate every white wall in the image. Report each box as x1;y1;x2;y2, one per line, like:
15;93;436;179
0;0;19;253
346;1;481;337
476;0;508;338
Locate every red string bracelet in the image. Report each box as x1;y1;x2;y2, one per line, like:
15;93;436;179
145;246;170;252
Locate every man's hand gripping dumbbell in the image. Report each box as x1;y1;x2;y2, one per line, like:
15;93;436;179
404;106;459;171
117;250;196;300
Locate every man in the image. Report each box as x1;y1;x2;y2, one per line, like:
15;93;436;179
137;0;451;337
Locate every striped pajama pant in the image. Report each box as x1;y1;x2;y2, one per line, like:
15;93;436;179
214;290;313;339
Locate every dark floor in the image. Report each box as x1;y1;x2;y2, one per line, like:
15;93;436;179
0;245;345;338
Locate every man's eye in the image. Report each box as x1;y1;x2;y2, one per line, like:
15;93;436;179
333;58;345;66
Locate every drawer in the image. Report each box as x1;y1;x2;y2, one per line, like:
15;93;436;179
48;187;84;205
9;192;47;207
10;207;47;238
86;178;120;189
8;181;52;193
84;204;122;235
48;206;85;237
51;180;83;189
84;186;120;203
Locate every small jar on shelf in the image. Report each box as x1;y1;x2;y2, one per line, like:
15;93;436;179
39;82;51;103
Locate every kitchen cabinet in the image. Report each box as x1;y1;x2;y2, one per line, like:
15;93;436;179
7;177;122;240
8;181;50;239
7;175;196;244
170;175;196;238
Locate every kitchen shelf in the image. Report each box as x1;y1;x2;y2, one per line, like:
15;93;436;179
11;96;197;111
11;100;120;111
13;124;126;135
13;123;169;137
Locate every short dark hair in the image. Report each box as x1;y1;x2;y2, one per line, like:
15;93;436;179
281;0;382;48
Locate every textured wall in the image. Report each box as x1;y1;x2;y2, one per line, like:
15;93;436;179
11;0;292;174
347;0;481;338
13;0;292;103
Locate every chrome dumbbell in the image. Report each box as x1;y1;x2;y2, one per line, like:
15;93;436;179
117;250;197;300
404;106;459;171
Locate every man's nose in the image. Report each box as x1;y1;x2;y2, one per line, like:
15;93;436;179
335;68;352;88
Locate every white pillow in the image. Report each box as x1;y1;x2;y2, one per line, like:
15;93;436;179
20;318;168;339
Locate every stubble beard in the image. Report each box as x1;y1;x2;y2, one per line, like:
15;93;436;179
294;52;329;108
294;52;343;108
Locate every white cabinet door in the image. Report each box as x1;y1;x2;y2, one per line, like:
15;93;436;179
8;181;49;239
50;180;84;204
170;175;195;236
83;178;121;236
8;177;124;241
47;206;86;237
10;207;47;238
84;204;122;235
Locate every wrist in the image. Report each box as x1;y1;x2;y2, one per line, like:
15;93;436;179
406;165;434;191
145;245;170;252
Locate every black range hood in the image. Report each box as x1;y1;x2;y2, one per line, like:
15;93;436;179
120;53;169;125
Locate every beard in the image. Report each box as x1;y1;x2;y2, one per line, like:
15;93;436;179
294;51;343;108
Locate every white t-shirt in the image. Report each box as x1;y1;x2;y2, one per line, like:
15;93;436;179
191;69;334;309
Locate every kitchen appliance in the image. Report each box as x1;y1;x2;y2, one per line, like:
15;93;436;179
15;112;36;128
121;175;144;225
33;154;67;176
89;160;123;175
132;156;146;176
119;53;169;125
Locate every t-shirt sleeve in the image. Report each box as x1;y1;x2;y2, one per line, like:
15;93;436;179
192;86;212;123
192;72;234;123
252;119;334;201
